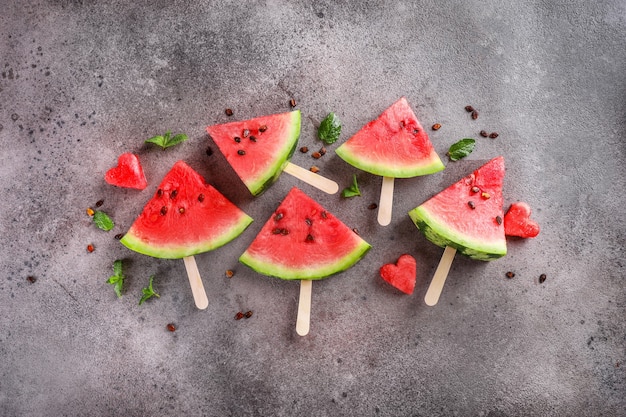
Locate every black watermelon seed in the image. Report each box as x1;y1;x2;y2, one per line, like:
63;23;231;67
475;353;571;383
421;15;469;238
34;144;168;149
539;273;547;283
198;194;205;202
471;186;480;193
178;207;185;214
27;276;37;283
496;216;503;225
280;229;289;235
237;149;246;155
114;233;124;240
272;228;283;235
242;129;250;138
160;206;168;215
306;234;314;242
170;190;178;199
244;311;253;318
259;125;268;132
249;135;257;142
465;105;474;112
468;201;476;209
95;199;104;207
506;271;515;278
235;312;244;320
157;189;163;197
234;136;241;143
305;218;312;226
321;211;327;219
480;130;489;137
274;212;283;221
225;108;233;116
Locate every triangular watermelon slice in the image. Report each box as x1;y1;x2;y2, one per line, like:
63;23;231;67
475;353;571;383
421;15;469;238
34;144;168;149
206;110;301;196
121;161;253;259
408;157;507;261
239;187;371;280
335;97;445;177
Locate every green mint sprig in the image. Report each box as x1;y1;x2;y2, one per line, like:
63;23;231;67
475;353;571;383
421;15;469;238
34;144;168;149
447;138;475;161
107;260;125;298
318;112;342;144
145;131;188;150
93;210;114;231
139;275;160;305
341;174;361;198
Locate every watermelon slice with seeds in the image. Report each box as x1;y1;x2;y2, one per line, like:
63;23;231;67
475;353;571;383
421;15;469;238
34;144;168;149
206;110;301;196
239;187;371;280
335;97;444;178
121;160;253;259
408;156;507;261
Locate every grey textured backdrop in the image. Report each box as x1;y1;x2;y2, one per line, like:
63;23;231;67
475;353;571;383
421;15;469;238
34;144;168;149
1;1;624;416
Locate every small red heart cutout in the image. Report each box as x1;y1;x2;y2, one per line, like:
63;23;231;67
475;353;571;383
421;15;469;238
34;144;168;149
105;153;147;190
380;254;417;294
504;202;540;238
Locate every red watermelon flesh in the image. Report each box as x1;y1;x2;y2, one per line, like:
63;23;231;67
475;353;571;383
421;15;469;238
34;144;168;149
504;202;540;238
380;254;417;294
408;157;507;261
239;187;371;280
121;160;253;259
206;110;300;196
105;152;148;190
335;97;445;178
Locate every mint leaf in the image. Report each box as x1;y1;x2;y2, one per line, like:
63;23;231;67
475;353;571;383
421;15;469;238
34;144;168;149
93;210;114;231
145;131;188;149
107;259;125;298
447;138;476;161
341;174;361;198
139;275;160;305
318;112;342;144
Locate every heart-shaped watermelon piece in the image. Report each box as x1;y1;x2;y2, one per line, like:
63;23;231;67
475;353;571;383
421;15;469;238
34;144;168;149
379;254;417;294
504;202;540;238
105;153;148;190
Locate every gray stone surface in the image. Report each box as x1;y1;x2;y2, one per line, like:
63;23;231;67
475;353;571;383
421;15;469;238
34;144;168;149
1;1;624;416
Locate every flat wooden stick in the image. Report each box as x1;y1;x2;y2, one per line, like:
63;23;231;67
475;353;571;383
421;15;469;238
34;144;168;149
377;176;395;226
183;256;209;310
424;246;457;306
284;162;339;195
296;279;312;336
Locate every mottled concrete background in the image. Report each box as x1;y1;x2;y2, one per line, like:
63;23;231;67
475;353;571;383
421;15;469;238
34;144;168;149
1;1;624;416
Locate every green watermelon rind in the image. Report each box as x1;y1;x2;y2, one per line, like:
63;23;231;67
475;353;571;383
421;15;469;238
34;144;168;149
120;214;253;259
244;110;301;196
335;145;445;178
408;206;506;261
239;240;371;280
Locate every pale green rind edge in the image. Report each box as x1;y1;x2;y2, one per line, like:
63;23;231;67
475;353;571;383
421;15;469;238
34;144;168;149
120;214;253;259
248;110;301;196
335;144;445;178
408;206;506;261
239;240;372;280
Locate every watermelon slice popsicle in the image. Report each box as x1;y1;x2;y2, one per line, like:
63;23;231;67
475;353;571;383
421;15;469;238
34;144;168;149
408;157;507;305
120;161;253;310
335;97;445;226
239;187;371;335
207;110;339;196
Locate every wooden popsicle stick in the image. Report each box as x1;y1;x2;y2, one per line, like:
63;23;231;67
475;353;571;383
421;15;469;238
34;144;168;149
296;279;312;336
424;246;457;306
377;176;395;226
283;162;339;195
183;256;209;310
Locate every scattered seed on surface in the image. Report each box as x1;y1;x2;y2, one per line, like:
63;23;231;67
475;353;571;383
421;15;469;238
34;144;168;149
86;207;95;216
432;123;442;131
225;108;233;116
95;199;104;207
242;129;249;138
471;186;480;193
244;311;253;319
310;166;320;173
289;98;297;108
206;147;213;156
319;147;327;156
87;244;95;253
496;215;503;225
481;192;491;199
167;323;176;332
471;110;479;120
234;136;241;143
114;233;124;240
539;273;547;283
259;125;268;132
368;203;378;210
300;146;309;153
480;130;489;137
160;206;168;216
235;312;244;320
249;135;256;142
225;270;234;278
506;271;515;278
312;151;321;159
489;132;499;139
465;105;474;112
170;189;178;199
468;201;476;209
237;149;246;155
27;276;37;283
198;193;205;202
